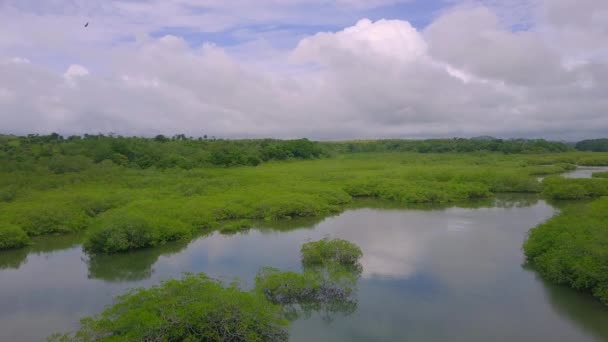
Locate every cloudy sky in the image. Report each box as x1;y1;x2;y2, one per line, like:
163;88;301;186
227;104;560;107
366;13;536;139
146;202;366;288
0;0;607;140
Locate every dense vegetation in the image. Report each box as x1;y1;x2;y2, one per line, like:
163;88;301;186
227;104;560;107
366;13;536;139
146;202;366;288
0;224;29;250
50;273;290;342
1;134;574;173
3;133;608;254
301;238;363;268
541;176;608;200
576;139;608;152
321;138;573;154
524;197;608;304
593;171;608;179
1;134;324;170
1;151;588;253
256;239;362;322
2;134;608;300
52;239;363;341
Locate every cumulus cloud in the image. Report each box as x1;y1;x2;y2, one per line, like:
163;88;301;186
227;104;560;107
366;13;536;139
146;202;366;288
0;0;606;139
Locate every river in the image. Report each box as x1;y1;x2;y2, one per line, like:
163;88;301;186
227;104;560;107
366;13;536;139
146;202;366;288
1;176;608;341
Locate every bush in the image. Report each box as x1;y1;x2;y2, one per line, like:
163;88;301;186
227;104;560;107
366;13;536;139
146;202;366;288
220;219;252;234
255;194;332;220
0;224;29;250
75;194;127;217
84;211;191;254
592;171;608;179
301;238;363;267
542;176;608;200
51;273;288;342
12;203;89;236
577;156;608;166
47;155;93;174
0;185;18;202
256;239;362;322
524;197;608;304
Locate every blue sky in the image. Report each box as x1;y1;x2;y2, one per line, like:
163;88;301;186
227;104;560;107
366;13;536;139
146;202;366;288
150;0;448;49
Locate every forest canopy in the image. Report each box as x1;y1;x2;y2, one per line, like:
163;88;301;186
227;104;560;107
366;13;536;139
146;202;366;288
0;134;585;172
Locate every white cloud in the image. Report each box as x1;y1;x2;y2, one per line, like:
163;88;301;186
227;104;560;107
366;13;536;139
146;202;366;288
63;64;90;85
0;1;606;139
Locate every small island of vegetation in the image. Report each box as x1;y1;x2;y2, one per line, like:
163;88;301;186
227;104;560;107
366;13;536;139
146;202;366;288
50;239;363;341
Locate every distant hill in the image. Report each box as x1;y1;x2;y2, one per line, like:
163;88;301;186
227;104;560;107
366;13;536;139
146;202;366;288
576;139;608;152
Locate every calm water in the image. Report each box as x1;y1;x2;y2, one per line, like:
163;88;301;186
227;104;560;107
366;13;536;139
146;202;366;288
563;166;608;179
1;195;608;341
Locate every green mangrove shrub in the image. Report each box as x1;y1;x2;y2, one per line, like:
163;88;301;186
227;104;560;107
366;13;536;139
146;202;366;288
592;171;608;179
50;273;288;342
301;238;363;268
0;224;29;250
84;211;191;254
219;219;253;235
255;267;358;322
9;202;89;236
542;176;608;200
524;197;608;304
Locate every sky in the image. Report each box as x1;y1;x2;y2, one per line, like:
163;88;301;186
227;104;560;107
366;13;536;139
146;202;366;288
0;0;607;140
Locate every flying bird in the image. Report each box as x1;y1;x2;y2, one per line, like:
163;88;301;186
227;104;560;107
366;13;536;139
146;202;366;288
84;22;89;28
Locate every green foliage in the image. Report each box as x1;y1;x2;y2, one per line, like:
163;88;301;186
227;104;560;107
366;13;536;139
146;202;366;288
0;184;18;202
321;138;572;154
51;273;288;342
2;141;607;253
48;155;93;174
7;201;89;236
54;239;364;340
301;238;363;268
593;171;608;179
255;267;358;322
84;211;191;254
577;156;608;166
0;224;29;250
220;220;253;234
75;193;129;217
255;239;362;322
1;134;325;171
524;197;608;304
576;139;608;152
542;176;608;200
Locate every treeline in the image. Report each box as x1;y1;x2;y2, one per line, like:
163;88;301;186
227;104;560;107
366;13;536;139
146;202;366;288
321;138;573;154
576;139;608;152
0;134;582;173
0;134;324;171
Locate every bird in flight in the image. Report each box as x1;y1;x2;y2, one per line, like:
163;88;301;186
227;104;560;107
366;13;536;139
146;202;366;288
84;22;89;28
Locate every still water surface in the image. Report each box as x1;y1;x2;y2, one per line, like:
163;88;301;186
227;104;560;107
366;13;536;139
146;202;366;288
563;166;608;179
1;195;608;341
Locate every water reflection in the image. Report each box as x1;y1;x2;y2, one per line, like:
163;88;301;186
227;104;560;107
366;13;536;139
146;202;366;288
257;264;361;323
523;265;608;342
563;166;608;179
2;193;608;342
0;234;83;270
86;238;191;282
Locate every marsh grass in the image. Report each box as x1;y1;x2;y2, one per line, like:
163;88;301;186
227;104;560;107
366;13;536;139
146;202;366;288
524;197;608;304
2;151;608;252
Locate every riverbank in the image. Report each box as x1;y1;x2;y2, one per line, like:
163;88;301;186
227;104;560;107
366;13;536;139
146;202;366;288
3;152;600;253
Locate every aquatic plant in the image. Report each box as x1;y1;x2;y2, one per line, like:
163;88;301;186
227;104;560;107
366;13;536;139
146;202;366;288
301;238;363;268
542;176;608;200
524;197;608;304
49;274;289;342
0;224;29;249
2;143;608;252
